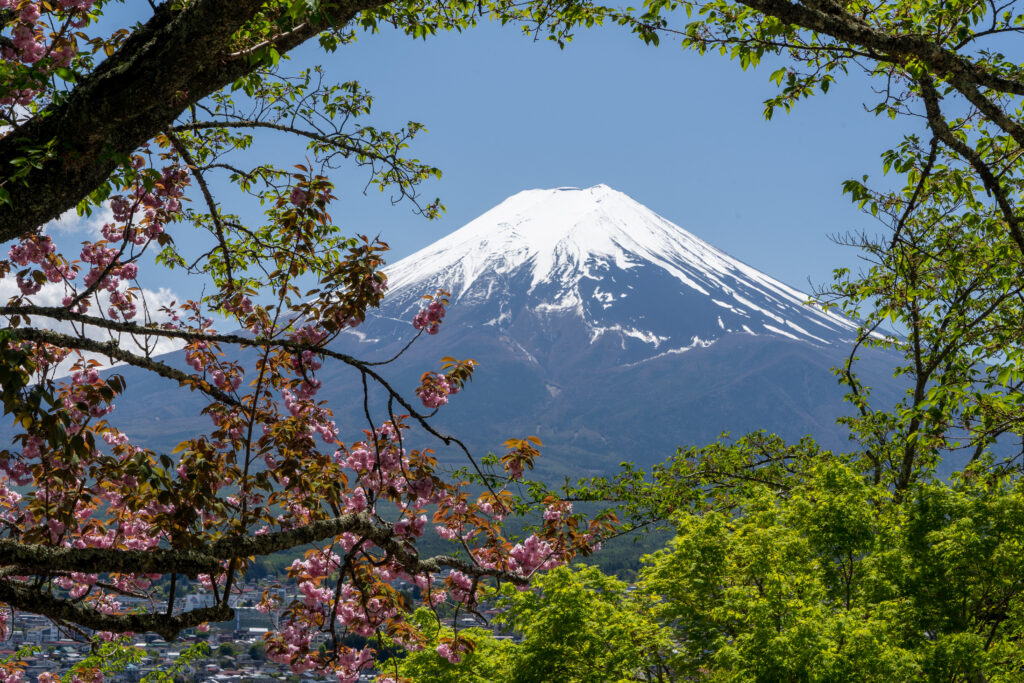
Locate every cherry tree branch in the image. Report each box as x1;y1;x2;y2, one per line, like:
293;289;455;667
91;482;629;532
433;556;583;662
0;512;526;641
0;541;220;577
0;0;389;241
0;578;231;641
9;326;243;408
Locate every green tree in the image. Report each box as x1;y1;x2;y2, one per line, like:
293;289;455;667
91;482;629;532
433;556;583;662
496;565;673;683
248;640;267;661
551;435;1024;681
393;565;673;682
638;442;1024;680
386;613;516;683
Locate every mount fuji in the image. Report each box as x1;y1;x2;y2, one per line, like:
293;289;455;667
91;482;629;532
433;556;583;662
379;184;859;355
102;185;901;477
312;184;898;475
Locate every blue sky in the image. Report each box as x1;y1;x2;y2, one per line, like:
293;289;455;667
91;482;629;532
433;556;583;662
70;5;916;303
293;19;910;292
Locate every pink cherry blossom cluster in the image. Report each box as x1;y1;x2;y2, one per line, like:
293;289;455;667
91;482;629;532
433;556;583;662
9;234;55;269
104;165;188;242
436;638;473;665
290;324;327;346
344;486;368;513
291;549;342;579
0;0;95;107
60;366;115;424
416;371;454;409
432;491;512;551
505;456;525;480
0;665;24;683
184;342;208;372
57;0;94;10
392;513;427;538
291;348;324;374
508;534;559;576
543;500;573;522
54;571;98;599
0;448;32;486
209;408;248;443
446;570;476;605
412;299;446;334
0;483;23;531
2;2;47;65
106;288;136;320
210;367;243;392
288;325;327;380
8;234;73;295
281;388;337;443
228;295;255;315
335;582;398;636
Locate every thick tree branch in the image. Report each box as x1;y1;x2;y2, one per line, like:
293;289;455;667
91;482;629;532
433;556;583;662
739;0;1024;95
1;514;525;583
945;75;1024;151
0;0;388;242
0;513;525;641
0;541;220;577
0;578;231;640
918;77;1024;256
10;326;242;408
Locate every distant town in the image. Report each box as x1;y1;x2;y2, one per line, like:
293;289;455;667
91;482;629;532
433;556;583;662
1;573;512;682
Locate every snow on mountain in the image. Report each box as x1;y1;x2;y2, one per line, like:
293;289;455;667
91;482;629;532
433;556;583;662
377;184;858;361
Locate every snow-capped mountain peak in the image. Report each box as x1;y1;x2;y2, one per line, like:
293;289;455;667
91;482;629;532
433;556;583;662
379;185;858;359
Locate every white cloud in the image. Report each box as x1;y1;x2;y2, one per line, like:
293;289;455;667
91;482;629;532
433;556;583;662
0;278;186;377
43;202;114;238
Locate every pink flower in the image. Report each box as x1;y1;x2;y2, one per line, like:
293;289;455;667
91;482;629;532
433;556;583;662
20;3;40;22
16;274;41;295
436;643;461;664
417;373;451;409
543;501;572;522
412;299;446;334
289;187;308;205
509;534;556;576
